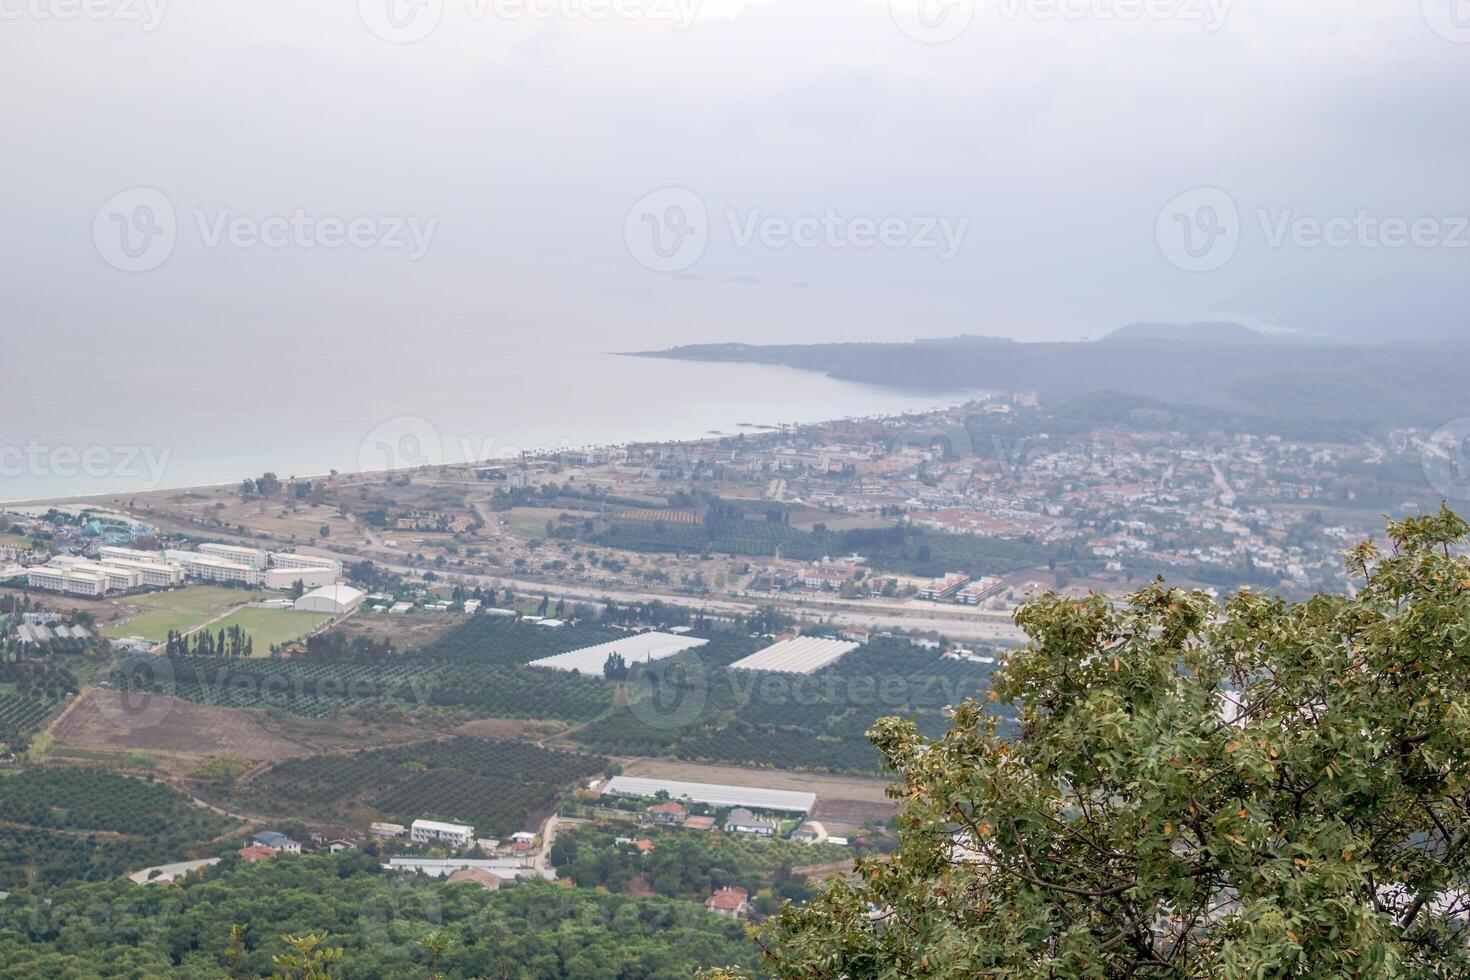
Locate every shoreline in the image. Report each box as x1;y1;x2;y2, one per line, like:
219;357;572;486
2;399;977;510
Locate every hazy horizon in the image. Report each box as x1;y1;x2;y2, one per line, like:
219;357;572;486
3;0;1468;357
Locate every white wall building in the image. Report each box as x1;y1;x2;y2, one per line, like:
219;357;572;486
198;543;269;569
262;566;340;591
27;563;107;597
410;819;475;849
269;552;343;573
294;584;364;615
181;555;262;586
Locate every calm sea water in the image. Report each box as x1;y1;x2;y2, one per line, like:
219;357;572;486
0;343;958;503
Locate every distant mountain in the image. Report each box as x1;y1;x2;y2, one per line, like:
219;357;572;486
631;333;1470;435
1102;321;1267;344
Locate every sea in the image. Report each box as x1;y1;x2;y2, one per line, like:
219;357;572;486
0;342;961;504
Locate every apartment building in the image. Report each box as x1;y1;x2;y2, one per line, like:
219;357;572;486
198;543;269;569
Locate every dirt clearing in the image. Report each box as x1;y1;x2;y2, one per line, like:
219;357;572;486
51;689;312;763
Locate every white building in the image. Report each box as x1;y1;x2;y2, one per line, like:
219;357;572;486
294;584;364;615
182;554;262;586
269;552;343;573
27;562;107;597
197;543;268;568
410;819;475;849
262;566;340;591
98;548;186;587
95;563;144;592
920;572;970;601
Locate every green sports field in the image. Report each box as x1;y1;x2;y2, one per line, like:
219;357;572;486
205;607;334;654
103;586;267;643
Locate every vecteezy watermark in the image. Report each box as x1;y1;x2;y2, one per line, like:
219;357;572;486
358;0;699;44
1158;187;1470;272
92;187;437;272
0;439;172;488
358;417;445;476
92;187;177;273
624;187;970;273
0;0;168;30
1155;187;1240;273
889;0;1229;43
1422;418;1470;502
992;0;1230;30
1256;209;1470;251
624;187;709;274
97;657;176;733
1421;0;1470;43
627;658;709;729
889;0;977;43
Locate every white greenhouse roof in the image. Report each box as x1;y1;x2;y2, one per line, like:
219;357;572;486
727;636;861;675
602;776;815;814
527;631;708;674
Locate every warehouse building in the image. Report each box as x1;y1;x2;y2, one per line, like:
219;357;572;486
601;777;816;816
294;584;365;615
262;566;340;591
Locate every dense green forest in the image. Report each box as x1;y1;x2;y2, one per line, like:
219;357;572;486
593;504;1055;577
0;769;240;890
0;852;762;978
551;824;848;910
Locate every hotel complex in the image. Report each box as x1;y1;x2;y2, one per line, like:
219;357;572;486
25;545;342;598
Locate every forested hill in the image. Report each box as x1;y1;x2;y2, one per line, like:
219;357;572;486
630;333;1470;432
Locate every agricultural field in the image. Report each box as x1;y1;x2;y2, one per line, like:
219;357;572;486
51;689;313;766
0;661;75;748
502;506;600;539
575;637;1001;775
617;508;701;525
238;736;605;837
0;767;241;889
206;607;332;652
112;645;613;723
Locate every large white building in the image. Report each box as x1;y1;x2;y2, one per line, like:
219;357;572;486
98;548;187;587
269;552;343;573
180;554;262;586
294;584;364;615
262;566;339;591
198;543;269;569
410;819;475;849
27;562;108;597
26;557;157;597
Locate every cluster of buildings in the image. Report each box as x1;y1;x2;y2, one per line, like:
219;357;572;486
370;818;537;857
542;396;1416;597
918;572;1005;605
23;543;343;598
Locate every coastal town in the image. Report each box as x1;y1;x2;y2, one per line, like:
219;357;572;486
0;392;1454;971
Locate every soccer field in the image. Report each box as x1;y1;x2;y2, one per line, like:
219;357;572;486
127;586;265;615
104;586;266;643
206;607;333;654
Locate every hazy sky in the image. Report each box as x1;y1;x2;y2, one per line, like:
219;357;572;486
4;0;1468;352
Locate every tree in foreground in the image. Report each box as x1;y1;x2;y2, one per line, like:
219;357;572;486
728;508;1470;977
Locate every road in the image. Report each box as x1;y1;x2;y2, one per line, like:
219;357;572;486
304;544;1029;643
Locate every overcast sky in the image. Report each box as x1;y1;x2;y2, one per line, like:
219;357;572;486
4;0;1468;352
